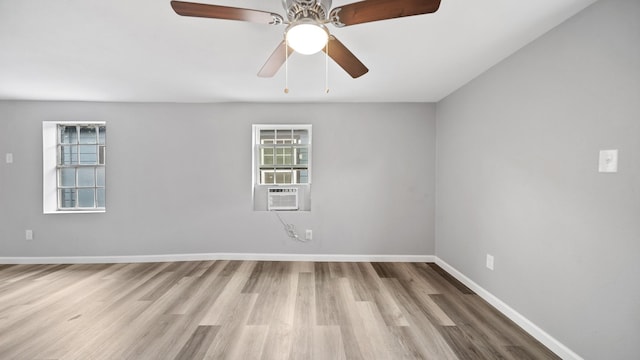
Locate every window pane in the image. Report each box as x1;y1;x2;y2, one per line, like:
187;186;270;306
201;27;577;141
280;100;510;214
59;168;75;187
294;147;308;165
260;130;275;144
293;129;309;145
96;167;105;187
59;145;78;165
98;145;106;165
98;126;106;145
79;145;98;164
276;147;293;165
294;169;309;184
262;170;295;184
275;170;292;184
261;147;274;166
79;126;97;144
59;189;76;208
78;188;95;207
275;129;292;142
77;167;95;187
261;170;295;184
59;126;77;144
262;171;275;184
96;188;105;208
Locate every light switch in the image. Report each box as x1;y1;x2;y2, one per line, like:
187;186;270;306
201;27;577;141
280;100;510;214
486;254;494;270
5;153;13;164
598;150;618;173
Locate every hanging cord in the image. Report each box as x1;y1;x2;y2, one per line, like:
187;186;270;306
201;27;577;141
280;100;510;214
325;39;329;93
284;37;289;94
274;211;307;242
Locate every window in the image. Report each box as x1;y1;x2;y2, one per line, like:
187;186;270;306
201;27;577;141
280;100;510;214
57;124;106;209
255;126;311;185
252;124;312;211
43;121;106;213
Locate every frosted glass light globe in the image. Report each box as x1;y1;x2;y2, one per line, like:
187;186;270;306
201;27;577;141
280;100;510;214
286;23;329;55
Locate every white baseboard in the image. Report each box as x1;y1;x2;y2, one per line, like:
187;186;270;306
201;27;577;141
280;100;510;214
435;257;583;360
0;253;435;265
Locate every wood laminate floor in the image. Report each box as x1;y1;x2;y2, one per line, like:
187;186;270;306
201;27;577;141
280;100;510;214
0;261;559;360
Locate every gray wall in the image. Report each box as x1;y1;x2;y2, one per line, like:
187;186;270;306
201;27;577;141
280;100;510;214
435;0;640;359
2;0;638;358
0;102;436;257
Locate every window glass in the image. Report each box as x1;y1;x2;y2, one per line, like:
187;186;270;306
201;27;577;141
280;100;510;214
255;125;311;185
59;189;76;208
293;129;309;144
55;124;106;211
59;126;77;144
98;126;106;145
77;189;95;207
261;147;274;166
59;145;78;165
96;167;105;187
276;147;293;165
295;147;308;165
260;130;275;144
294;169;308;184
262;171;274;184
275;129;292;142
79;145;97;164
59;168;75;187
98;146;106;165
77;167;95;187
79;126;97;144
96;188;106;208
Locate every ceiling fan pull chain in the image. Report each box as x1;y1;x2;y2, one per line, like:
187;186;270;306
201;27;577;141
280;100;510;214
325;41;329;94
284;37;290;94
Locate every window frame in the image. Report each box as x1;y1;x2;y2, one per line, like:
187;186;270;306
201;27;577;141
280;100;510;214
43;121;107;214
252;124;312;211
253;124;312;186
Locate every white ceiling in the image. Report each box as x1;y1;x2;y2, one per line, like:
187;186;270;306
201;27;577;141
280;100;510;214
0;0;596;103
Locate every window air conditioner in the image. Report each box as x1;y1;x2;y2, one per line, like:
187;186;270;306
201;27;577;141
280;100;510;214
267;187;299;211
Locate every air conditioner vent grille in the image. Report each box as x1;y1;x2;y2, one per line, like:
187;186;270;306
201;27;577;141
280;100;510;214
268;187;299;211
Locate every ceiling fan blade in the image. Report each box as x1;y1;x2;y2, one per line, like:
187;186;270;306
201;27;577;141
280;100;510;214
258;41;293;78
330;0;441;27
322;36;369;79
171;1;283;25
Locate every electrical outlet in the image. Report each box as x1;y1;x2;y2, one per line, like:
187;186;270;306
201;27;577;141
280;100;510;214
25;230;33;240
305;229;312;241
486;254;494;270
5;153;13;164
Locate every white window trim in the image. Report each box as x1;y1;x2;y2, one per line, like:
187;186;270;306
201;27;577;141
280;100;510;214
43;121;106;214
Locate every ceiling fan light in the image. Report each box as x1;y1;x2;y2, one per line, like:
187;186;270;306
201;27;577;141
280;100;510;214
286;23;329;55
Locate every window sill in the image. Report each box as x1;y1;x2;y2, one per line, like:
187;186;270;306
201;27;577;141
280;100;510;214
44;209;106;215
255;183;311;187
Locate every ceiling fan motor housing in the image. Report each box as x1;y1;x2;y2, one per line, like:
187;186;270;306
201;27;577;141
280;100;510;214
282;0;332;21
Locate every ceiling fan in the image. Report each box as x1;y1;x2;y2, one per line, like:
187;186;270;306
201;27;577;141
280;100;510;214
171;0;441;79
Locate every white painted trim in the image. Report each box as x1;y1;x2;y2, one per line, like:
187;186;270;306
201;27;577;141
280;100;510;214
0;253;435;265
435;257;584;360
45;210;107;215
42;121;58;213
